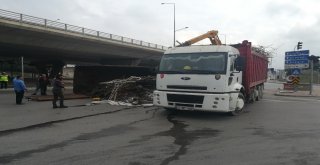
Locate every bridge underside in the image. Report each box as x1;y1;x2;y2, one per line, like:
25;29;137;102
0;19;164;67
0;42;156;66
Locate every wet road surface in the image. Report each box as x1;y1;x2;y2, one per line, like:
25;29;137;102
1;83;320;165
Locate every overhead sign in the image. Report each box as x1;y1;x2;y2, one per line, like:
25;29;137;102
285;50;309;69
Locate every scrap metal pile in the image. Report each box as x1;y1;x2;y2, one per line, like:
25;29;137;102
91;76;156;105
252;45;273;58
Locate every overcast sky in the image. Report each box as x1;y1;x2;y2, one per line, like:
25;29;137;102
1;0;319;69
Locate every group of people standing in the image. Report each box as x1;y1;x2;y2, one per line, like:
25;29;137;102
10;73;67;108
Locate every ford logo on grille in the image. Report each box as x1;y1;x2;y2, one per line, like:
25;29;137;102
181;77;191;80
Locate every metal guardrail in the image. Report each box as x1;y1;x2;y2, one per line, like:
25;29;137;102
0;9;168;50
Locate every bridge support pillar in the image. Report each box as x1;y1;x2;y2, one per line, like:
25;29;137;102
33;60;65;79
49;61;65;78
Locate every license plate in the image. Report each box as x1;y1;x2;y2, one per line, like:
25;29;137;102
176;106;194;110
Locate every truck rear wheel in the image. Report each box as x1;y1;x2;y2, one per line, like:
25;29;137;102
230;93;245;116
249;90;256;103
257;86;263;100
249;87;259;102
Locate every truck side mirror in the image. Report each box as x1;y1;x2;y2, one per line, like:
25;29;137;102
235;56;245;71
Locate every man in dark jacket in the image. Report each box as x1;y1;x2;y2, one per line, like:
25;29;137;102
52;74;67;108
39;74;49;95
32;74;42;95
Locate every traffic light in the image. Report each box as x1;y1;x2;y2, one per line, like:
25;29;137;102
297;42;303;50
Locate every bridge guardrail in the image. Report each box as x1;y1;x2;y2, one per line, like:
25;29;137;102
0;9;168;50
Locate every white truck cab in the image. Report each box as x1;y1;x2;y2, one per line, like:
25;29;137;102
153;45;245;114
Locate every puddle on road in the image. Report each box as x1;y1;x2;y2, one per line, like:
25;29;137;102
159;112;221;165
128;111;222;165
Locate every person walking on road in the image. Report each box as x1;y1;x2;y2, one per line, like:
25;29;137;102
32;74;42;95
13;75;27;104
52;74;67;109
39;74;49;95
0;72;9;89
33;74;50;95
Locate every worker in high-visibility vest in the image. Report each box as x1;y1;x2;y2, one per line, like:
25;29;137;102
0;72;9;89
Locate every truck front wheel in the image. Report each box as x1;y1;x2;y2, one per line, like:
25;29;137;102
230;93;245;116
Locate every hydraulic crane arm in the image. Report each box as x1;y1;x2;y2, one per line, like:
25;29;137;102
178;30;222;47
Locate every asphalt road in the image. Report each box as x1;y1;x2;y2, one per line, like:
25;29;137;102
1;82;320;165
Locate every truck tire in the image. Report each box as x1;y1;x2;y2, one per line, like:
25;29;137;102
257;86;263;100
249;89;257;103
230;93;245;116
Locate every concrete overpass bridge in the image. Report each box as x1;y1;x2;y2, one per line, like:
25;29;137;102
0;9;167;76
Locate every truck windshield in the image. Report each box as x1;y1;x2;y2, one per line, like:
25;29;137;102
159;52;227;74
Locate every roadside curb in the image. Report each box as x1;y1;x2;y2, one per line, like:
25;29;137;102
274;93;320;98
274;93;319;97
267;81;286;84
26;94;89;101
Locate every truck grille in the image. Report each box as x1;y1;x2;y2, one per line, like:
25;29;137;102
167;85;207;90
167;94;204;104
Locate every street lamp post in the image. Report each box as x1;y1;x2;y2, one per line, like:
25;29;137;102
175;26;188;32
161;2;175;47
174;27;188;46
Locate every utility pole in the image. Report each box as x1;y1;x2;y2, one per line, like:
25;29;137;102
310;60;313;95
21;56;24;79
309;55;320;95
317;68;320;84
161;2;176;47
